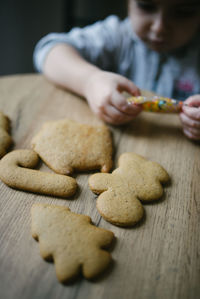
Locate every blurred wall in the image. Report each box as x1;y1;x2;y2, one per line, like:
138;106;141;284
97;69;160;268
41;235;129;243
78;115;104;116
0;0;127;76
0;0;66;76
70;0;127;27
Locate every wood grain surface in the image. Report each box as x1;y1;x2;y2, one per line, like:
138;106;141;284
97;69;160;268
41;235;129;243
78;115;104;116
0;74;199;299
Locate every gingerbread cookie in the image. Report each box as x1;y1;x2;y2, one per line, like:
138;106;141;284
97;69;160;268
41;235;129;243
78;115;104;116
89;152;170;227
0;150;77;197
0;111;12;158
31;119;113;175
31;203;114;282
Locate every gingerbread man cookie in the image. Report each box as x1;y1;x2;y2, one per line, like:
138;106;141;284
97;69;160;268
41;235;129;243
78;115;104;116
89;152;170;227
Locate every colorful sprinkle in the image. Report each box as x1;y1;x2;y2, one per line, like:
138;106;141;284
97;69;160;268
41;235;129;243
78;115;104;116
127;96;183;113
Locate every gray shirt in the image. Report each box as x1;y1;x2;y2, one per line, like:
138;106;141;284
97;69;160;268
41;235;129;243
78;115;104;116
33;15;200;101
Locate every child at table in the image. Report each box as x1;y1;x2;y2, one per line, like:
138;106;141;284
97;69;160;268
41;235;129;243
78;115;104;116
33;0;200;140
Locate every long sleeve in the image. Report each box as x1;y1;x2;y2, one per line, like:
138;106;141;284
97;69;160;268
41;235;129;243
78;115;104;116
33;15;124;73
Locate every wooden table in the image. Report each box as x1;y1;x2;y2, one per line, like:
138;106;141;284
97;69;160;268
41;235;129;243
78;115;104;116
0;74;199;299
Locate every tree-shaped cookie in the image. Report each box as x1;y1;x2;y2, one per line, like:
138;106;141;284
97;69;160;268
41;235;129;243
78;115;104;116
31;119;113;175
31;203;115;282
0;111;12;158
89;152;170;227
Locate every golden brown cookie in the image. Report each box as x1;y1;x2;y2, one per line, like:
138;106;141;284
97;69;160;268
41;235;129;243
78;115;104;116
31;203;115;282
0;111;12;158
0;150;77;197
31;119;113;175
89;152;170;227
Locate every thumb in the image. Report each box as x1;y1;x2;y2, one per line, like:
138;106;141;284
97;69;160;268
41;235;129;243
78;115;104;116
185;95;200;107
183;95;200;120
117;77;141;96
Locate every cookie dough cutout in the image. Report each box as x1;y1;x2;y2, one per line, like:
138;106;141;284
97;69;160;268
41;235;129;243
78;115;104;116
0;111;12;158
31;203;115;282
31;119;113;175
0;150;77;197
89;152;170;227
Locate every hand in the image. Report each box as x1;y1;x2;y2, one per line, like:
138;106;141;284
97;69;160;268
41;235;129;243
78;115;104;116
180;95;200;140
84;70;142;125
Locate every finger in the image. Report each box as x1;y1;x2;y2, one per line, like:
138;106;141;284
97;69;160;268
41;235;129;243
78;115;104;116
105;104;134;123
184;125;200;136
117;77;141;96
100;113;116;124
185;95;200;107
110;90;142;116
183;127;200;140
183;128;200;140
182;105;200;121
101;104;134;124
180;113;200;129
90;104;114;124
102;114;130;125
183;95;200;120
99;111;129;125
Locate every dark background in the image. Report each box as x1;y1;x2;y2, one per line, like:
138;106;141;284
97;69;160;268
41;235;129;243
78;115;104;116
0;0;127;76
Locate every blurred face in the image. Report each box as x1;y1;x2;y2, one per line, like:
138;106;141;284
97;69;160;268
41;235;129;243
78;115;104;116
128;0;200;52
